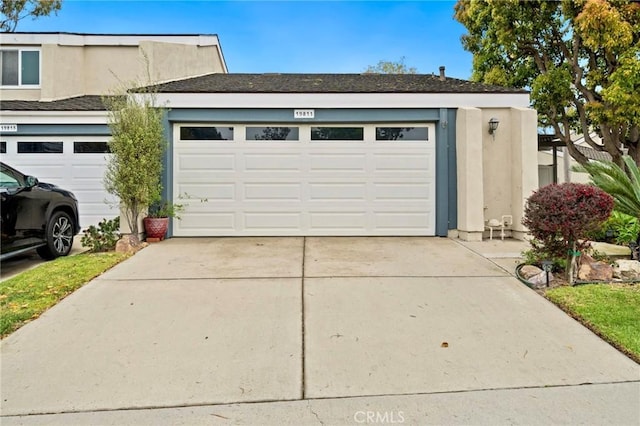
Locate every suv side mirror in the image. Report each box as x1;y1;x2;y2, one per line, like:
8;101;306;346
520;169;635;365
25;175;39;188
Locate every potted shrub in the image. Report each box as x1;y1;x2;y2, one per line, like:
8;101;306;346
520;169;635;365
143;201;183;240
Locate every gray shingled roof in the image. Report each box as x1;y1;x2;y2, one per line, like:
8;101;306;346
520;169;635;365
0;95;107;111
1;73;526;112
576;145;613;162
142;73;527;94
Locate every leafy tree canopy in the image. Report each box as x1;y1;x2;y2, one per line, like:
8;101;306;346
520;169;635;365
454;0;640;166
1;0;62;32
364;56;418;74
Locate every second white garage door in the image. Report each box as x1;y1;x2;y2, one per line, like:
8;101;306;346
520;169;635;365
173;123;436;236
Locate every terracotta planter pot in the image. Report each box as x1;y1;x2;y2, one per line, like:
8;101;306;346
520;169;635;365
143;217;169;240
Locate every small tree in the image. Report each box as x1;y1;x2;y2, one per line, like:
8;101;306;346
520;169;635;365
103;91;165;241
363;57;417;74
523;183;614;284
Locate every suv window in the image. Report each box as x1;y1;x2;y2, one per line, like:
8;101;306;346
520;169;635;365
0;166;23;189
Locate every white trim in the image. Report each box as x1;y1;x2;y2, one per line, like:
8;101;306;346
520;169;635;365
152;92;531;109
0;33;221;47
0;111;108;125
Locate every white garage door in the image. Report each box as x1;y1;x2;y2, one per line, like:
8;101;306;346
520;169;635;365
0;136;118;228
173;123;436;236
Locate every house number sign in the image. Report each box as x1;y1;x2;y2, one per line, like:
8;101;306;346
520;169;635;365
0;124;17;132
294;109;315;119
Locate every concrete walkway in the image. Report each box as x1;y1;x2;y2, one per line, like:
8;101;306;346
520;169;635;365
1;237;638;425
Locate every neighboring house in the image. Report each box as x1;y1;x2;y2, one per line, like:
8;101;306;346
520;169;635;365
0;32;227;227
538;133;607;187
1;32;537;241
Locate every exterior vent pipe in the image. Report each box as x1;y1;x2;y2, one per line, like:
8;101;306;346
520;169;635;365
439;66;445;81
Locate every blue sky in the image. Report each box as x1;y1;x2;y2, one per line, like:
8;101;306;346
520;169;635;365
16;0;473;78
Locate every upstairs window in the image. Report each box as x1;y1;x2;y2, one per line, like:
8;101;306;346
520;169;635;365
1;49;40;87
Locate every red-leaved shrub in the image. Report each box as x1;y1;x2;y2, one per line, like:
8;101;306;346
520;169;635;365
523;183;614;260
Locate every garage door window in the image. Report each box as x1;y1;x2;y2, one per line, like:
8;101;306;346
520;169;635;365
17;142;63;153
74;142;110;153
180;126;234;141
246;126;299;141
376;127;429;141
311;127;364;141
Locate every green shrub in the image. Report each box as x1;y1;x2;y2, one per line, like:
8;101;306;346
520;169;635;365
587;211;640;245
611;212;640;245
522;241;567;272
81;217;121;252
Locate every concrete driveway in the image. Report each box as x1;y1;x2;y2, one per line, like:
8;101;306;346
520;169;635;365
1;237;639;425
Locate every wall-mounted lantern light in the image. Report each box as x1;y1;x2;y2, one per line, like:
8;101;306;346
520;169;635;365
488;117;500;135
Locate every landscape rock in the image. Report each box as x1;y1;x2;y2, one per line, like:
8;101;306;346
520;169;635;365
613;260;640;280
527;270;554;289
578;254;613;281
520;265;543;279
115;235;140;253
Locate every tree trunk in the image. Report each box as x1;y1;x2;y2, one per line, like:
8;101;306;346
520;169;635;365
567;239;578;285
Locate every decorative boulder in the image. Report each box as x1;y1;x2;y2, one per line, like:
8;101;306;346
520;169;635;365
527;271;554;289
520;265;543;279
613;260;640;280
519;265;553;288
578;254;613;281
115;235;140;253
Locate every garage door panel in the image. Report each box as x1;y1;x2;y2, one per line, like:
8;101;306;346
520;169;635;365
244;212;302;230
375;212;434;230
178;153;236;172
309;212;368;230
309;154;366;171
374;153;433;171
179;212;235;232
244;183;302;201
309;183;366;201
244;154;302;171
373;182;433;201
177;183;236;201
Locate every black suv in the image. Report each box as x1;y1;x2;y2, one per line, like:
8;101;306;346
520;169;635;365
1;162;80;261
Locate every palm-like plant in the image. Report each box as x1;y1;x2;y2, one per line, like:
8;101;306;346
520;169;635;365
579;155;640;221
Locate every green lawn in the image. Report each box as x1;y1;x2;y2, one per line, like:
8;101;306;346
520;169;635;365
546;284;640;363
1;252;130;337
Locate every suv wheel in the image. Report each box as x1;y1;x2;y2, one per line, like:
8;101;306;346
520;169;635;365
37;211;75;260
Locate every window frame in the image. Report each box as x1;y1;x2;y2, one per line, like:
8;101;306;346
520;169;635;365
0;47;41;88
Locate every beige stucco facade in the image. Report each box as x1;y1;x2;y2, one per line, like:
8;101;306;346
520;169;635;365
0;33;227;101
456;106;538;241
